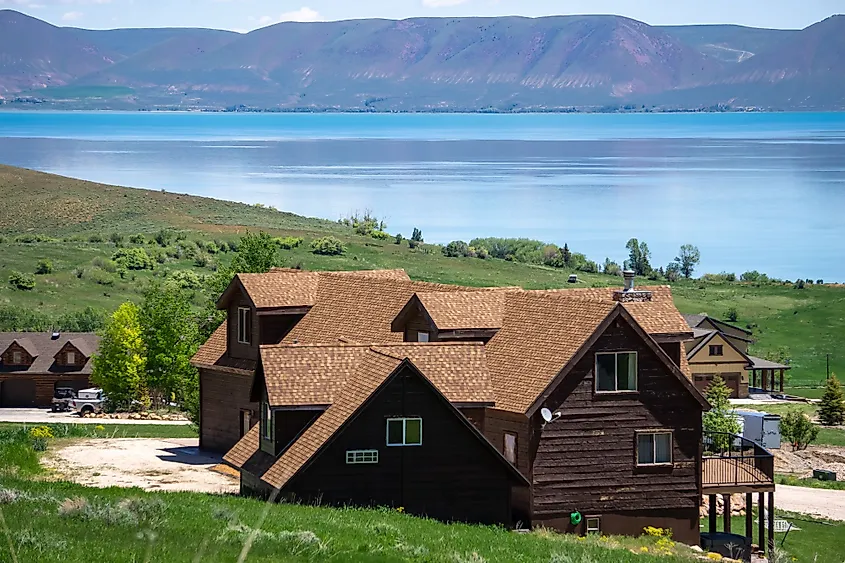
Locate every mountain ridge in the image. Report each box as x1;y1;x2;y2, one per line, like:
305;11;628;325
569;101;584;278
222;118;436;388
1;10;843;111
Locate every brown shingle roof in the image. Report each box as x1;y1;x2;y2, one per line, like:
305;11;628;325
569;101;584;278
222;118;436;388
262;349;403;489
67;338;94;358
0;332;99;374
284;275;490;344
234;269;410;310
223;423;260;469
190;323;255;374
415;291;509;331
529;286;691;336
485;293;617;414
261;342;493;407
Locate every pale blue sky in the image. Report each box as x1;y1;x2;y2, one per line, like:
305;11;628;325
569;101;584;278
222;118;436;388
1;0;841;32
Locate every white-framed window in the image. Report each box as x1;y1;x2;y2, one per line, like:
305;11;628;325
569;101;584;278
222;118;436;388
417;331;430;343
586;517;601;534
237;307;252;344
346;450;379;464
386;418;422;446
637;431;673;466
262;402;272;440
11;350;22;364
66;351;76;365
595;351;637;392
503;432;517;464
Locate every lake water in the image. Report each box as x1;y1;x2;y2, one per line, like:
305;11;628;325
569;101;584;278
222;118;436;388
1;111;844;281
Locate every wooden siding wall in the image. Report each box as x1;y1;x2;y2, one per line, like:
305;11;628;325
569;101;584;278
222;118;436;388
532;319;702;543
457;407;486;432
402;307;437;342
0;342;33;367
260;314;306;345
274;410;321;455
658;342;681;368
53;343;87;368
0;374;90;407
285;366;515;526
483;408;533;522
227;293;258;361
200;368;257;452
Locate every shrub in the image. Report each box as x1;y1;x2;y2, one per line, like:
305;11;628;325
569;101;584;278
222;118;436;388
817;279;824;285
90;256;118;273
87;268;116;286
112;247;153;270
154;229;173;247
310;236;345;256
8;271;35;290
149;248;167;264
109;233;124;246
168;270;203;290
275;236;304;250
780;408;819;450
29;426;53;452
371;230;391;241
794;279;805;290
603;258;622;277
194;253;211;268
475;247;489;259
818;374;845;426
394;234;404;245
35;259;53;275
0;236;6;244
408;239;420;250
128;234;147;245
443;240;470;258
725;307;738;323
15;234;36;243
740;270;769;283
88;234;104;243
72;267;85;279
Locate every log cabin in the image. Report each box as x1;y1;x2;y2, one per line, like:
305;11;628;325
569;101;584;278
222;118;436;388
0;332;98;407
201;270;731;544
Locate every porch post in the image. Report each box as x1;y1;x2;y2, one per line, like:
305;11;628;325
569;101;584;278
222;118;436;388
761;370;768;391
779;369;785;392
745;493;753;540
723;494;731;533
709;494;718;533
751;369;756;389
768;492;775;555
758;492;766;555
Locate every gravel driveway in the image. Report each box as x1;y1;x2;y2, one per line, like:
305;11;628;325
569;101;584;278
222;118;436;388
0;408;190;425
44;438;238;494
776;484;845;521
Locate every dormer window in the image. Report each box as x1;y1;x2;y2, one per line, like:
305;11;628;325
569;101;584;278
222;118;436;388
66;351;76;365
238;307;252;345
417;331;430;343
12;350;22;365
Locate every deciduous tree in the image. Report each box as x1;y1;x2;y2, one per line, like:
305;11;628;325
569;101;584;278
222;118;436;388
674;244;701;279
780;408;819;451
625;238;652;276
91;302;147;410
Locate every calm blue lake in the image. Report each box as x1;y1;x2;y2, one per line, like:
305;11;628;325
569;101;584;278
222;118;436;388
1;111;844;281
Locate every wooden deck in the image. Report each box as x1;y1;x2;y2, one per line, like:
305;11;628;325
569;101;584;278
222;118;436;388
702;457;775;494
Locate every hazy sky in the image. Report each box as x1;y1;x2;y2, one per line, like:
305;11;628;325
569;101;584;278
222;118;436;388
2;0;841;32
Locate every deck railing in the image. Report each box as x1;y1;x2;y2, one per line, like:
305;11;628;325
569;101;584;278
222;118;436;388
702;431;774;489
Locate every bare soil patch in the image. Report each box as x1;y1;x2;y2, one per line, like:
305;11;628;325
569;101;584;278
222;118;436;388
775;445;845;478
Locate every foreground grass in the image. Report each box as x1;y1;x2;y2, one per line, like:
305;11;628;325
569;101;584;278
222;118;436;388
1;165;844;388
0;423;197;439
776;474;845;491
0;479;701;563
703;511;844;563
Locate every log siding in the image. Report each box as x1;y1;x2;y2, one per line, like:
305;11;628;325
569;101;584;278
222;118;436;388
200;368;257;452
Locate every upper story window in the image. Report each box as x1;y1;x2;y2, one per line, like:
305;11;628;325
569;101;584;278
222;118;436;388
66;351;76;365
237;307;252;345
261;401;272;440
346;450;379;464
595;352;637;392
417;331;430;343
709;344;724;357
11;350;23;365
503;432;517;464
386;418;422;446
637;431;673;466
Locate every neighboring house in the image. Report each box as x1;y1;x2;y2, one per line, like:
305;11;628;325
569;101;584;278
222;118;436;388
683;315;790;397
211;272;713;544
0;332;99;407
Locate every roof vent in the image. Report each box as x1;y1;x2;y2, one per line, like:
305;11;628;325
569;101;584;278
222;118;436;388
613;271;652;303
51;331;61;340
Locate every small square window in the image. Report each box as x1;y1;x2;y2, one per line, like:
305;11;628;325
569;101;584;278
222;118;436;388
586;517;601;534
386;418;423;446
637;432;673;466
709;345;724;357
417;331;430;343
346;450;379;464
595;352;637;392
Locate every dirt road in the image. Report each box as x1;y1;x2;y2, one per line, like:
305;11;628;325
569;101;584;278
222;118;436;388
776;484;845;521
44;438;238;494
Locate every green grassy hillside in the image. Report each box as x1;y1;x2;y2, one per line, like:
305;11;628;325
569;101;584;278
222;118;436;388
1;165;842;392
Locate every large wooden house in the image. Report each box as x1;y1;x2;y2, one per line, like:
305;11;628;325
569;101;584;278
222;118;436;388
0;332;99;407
194;270;730;544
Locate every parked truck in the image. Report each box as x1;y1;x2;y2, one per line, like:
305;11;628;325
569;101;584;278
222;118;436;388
71;388;105;416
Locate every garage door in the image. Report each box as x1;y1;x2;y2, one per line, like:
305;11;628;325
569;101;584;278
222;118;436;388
0;379;37;407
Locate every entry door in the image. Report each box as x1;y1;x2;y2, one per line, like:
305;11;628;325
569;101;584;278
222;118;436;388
0;379;37;407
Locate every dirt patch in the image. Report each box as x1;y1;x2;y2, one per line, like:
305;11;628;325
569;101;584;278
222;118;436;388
43;438;238;494
775;445;845;478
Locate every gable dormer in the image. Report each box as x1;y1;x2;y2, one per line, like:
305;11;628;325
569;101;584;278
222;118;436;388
1;339;37;368
392;292;505;343
54;339;91;368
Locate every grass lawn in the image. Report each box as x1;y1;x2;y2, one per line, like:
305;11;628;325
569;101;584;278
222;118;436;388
0;423;197;439
702;511;844;563
776;474;845;491
738;403;845;447
1;165;844;384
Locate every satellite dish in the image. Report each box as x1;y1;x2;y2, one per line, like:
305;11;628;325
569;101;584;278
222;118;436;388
540;408;553;423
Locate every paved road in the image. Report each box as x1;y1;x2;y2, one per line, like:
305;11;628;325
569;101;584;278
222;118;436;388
0;408;191;425
776;484;845;521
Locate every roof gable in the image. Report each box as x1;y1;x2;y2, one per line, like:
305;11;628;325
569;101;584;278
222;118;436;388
0;332;99;373
8;338;38;358
687;330;751;365
413;291;508;331
259;351;527;490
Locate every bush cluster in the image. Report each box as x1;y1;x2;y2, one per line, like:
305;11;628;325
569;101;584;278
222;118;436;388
275;236;304;250
35;260;53;275
8;271;35;290
112;247;153;270
311;236;345;256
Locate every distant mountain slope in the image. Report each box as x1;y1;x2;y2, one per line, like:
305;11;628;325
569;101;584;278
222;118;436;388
1;9;843;110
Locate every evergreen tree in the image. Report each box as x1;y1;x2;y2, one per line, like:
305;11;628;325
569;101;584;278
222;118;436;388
91;302;147;410
702;375;741;452
819;374;845;426
562;243;571;267
411;228;424;243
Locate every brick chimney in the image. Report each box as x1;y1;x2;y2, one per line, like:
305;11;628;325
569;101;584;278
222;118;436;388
613;270;653;303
